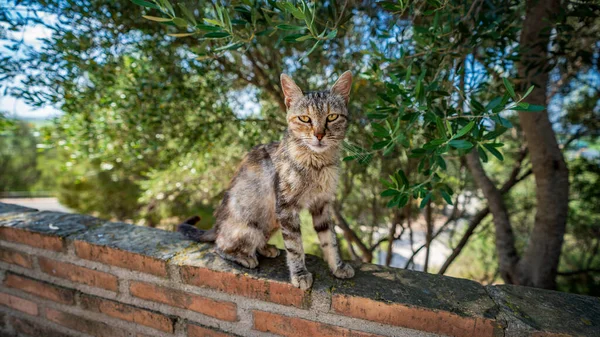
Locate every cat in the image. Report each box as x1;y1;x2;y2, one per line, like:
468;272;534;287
178;71;354;290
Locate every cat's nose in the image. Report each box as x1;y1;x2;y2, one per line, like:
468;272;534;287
315;132;325;140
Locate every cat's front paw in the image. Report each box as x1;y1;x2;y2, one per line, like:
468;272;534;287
333;263;355;279
291;272;313;290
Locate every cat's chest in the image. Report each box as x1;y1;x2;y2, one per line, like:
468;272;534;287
284;165;339;206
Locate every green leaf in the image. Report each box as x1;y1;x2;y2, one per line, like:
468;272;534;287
423;138;446;149
485;97;502;112
283;33;305;42
511;103;545;112
381;189;400;197
441;190;453;205
405;64;412;82
453;121;475;139
214;42;245;51
130;0;160;9
477;146;488;163
419;192;432;208
203;18;223;27
300;40;322;60
173;17;188;27
167;32;195;37
379;178;395;189
326;29;337;39
397;194;409;208
435;156;446;170
483;144;504;161
277;24;306;30
142;15;173;22
296;35;314;41
383;143;395;156
204;32;230;38
397;169;409;187
178;3;197;25
159;0;175;15
372;141;389;150
448;139;473;149
195;24;222;31
522;85;535;99
435;117;447;139
502;78;516;99
387;194;402;208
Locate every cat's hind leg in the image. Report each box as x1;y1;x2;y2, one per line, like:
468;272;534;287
257;244;280;258
215;222;264;269
216;248;259;269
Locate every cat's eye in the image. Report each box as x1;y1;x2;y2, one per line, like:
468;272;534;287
327;114;339;122
298;115;311;123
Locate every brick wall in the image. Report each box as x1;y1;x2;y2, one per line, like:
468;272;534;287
0;202;598;337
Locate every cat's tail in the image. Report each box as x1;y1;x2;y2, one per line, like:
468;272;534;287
177;215;217;242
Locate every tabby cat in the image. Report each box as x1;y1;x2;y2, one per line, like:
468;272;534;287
178;71;354;289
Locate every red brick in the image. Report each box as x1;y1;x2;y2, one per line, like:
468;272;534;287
188;324;235;337
332;294;500;337
130;281;237;322
4;273;75;304
0;292;38;316
0;246;33;268
80;294;174;333
38;257;118;291
45;307;128;337
0;227;64;251
181;266;308;308
74;240;168;277
11;316;67;337
253;311;384;337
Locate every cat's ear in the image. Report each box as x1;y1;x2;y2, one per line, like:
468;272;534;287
330;70;353;104
280;74;303;109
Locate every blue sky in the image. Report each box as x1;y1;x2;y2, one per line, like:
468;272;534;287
1;10;61;119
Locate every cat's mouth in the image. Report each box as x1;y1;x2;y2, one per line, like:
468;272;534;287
306;141;330;153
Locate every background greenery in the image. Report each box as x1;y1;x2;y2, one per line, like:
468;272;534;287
1;0;598;295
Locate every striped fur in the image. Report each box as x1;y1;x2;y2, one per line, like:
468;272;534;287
179;71;354;290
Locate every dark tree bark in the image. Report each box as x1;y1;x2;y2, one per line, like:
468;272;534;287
515;0;569;289
464;0;568;289
423;201;433;273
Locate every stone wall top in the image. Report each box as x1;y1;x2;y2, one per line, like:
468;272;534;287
1;202;599;337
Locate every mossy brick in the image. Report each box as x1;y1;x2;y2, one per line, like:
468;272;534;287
0;202;37;215
0;210;104;237
330;264;502;337
0;209;103;251
176;245;324;308
71;221;194;276
487;284;600;337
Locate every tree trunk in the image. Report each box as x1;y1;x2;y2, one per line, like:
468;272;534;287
516;0;569;289
466;151;520;283
423;201;433;273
